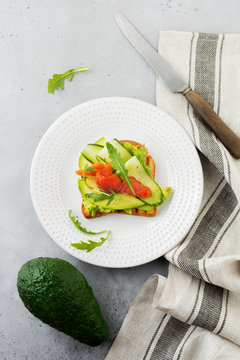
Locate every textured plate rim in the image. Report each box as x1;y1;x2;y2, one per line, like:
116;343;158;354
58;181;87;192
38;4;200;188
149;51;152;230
30;97;203;268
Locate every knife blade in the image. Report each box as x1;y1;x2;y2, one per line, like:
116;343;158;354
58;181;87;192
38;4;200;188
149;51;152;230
115;12;187;93
115;11;240;159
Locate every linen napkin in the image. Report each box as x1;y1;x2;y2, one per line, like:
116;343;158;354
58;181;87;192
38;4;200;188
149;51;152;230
106;32;240;359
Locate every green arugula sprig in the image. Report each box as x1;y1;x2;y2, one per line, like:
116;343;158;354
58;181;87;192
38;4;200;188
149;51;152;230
86;190;119;206
71;231;111;252
106;142;135;195
82;165;97;189
82;165;98;173
68;210;106;235
48;67;90;94
69;210;111;252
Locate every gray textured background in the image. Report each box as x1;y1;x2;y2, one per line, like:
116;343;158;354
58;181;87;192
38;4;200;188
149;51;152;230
1;1;240;359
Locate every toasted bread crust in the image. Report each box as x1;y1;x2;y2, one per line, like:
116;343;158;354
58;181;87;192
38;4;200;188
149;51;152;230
81;140;157;218
82;202;157;218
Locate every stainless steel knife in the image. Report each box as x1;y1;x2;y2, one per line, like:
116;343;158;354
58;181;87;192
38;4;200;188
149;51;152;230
115;12;240;159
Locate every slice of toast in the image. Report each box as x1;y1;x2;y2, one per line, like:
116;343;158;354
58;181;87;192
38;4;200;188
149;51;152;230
82;140;157;218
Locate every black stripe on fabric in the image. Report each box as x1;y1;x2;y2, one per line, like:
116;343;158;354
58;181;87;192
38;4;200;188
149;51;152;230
216;290;229;335
171;177;224;265
192;282;224;331
177;182;237;279
176;327;197;360
149;318;190;360
194;33;224;174
143;314;167;360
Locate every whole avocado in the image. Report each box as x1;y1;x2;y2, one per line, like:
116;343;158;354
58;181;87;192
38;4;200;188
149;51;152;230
17;257;108;346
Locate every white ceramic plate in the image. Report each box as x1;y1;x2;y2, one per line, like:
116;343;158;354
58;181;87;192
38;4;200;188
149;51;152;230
30;97;203;268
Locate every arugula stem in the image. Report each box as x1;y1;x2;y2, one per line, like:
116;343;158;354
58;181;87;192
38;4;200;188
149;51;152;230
53;67;89;84
68;210;107;234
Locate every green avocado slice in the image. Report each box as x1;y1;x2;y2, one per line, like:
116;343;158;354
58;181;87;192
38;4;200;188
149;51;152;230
161;186;172;200
78;177;145;210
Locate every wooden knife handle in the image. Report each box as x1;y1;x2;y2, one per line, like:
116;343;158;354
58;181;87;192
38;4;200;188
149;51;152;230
184;89;240;159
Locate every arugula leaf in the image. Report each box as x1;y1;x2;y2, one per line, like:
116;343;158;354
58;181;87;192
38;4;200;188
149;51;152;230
83;165;98;173
71;231;111;252
48;67;90;94
86;192;111;201
86;191;114;205
86;190;119;206
68;210;106;234
106;190;119;205
106;142;135;195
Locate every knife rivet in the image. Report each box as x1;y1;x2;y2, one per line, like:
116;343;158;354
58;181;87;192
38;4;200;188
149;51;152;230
182;87;191;95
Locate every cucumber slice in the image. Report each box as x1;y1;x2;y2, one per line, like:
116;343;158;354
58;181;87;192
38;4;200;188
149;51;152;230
81;144;103;163
137;187;171;208
95;137;106;146
137;186;171;209
125;156;163;206
97;139;132;165
78;153;92;170
78;177;145;210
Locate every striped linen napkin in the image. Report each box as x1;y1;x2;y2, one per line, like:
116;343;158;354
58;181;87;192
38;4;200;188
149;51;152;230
106;32;240;359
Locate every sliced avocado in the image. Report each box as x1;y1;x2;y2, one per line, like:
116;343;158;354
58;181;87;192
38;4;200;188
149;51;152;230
17;258;108;346
95;137;106;146
83;198;113;216
81;144;104;163
137;204;155;210
79;153;92;170
79;177;145;209
97;139;132;165
161;186;172;200
123;208;132;214
125;156;163;206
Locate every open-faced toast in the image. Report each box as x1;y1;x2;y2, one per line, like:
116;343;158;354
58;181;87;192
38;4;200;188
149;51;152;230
82;140;157;218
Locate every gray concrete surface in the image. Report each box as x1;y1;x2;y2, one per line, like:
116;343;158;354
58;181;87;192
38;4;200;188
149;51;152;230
1;0;240;359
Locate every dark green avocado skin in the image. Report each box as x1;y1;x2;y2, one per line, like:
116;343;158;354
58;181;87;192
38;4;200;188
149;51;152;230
17;257;108;346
